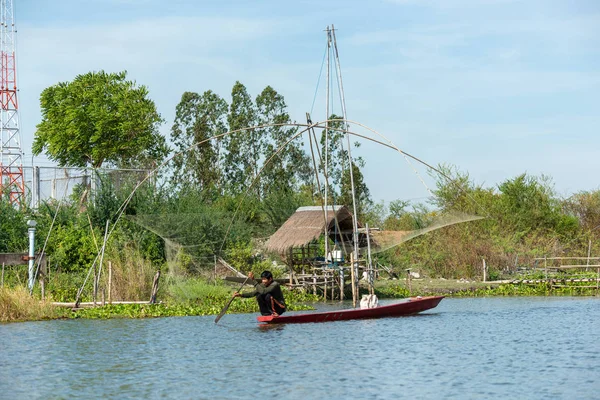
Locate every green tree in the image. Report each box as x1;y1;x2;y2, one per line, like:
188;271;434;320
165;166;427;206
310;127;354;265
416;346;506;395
338;160;372;219
223;82;258;194
318;115;369;213
382;199;411;230
33;70;169;169
361;200;386;229
171;91;227;192
0;195;27;252
389;199;411;219
563;190;600;234
255;86;312;196
497;174;577;236
86;174;120;227
430;164;476;212
319;115;345;192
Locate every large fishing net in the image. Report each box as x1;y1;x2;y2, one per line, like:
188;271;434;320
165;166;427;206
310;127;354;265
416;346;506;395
122;120;487;279
127;212;250;278
364;211;485;254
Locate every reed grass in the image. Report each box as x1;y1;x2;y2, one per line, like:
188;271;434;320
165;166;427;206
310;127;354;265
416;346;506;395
166;276;232;303
102;244;157;301
0;286;68;322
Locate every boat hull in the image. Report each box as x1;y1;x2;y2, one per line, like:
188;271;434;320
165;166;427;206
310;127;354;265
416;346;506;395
256;296;444;324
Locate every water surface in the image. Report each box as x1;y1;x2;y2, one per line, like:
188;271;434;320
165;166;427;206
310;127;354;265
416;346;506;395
1;297;599;399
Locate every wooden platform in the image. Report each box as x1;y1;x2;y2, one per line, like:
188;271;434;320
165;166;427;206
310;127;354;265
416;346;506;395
52;301;152;309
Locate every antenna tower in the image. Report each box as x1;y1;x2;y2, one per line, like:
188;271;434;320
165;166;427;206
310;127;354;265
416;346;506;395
0;0;24;206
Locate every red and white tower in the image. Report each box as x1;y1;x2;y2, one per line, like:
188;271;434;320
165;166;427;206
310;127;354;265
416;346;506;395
0;0;24;207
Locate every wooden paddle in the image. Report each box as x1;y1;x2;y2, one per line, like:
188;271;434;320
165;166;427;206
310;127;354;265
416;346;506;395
214;275;253;324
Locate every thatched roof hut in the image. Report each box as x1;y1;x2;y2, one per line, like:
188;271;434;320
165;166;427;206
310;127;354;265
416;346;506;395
264;205;365;256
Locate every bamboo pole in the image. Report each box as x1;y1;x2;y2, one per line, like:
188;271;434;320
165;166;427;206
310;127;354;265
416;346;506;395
93;267;97;306
406;268;412;295
534;257;600;260
324;273;327;302
331;25;361;303
482;258;487;282
587;239;592;271
559;265;600;268
1;263;4;287
324;26;330;262
331;270;335;300
339;267;344;301
95;220;110;305
350;253;357;307
365;224;374;295
55;300;150;308
75;258;97;308
108;261;112;304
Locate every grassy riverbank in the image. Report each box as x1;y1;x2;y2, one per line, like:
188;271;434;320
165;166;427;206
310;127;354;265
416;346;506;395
374;277;600;297
2;276;597;323
0;280;319;322
0;287;70;322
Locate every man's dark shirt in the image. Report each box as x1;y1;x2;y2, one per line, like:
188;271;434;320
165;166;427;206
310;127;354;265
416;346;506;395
241;280;286;307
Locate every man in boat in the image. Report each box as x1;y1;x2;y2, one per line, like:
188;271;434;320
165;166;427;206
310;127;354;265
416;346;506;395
234;270;286;316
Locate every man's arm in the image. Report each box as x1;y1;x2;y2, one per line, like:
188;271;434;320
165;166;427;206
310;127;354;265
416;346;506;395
234;272;258;298
239;288;258;298
254;281;280;295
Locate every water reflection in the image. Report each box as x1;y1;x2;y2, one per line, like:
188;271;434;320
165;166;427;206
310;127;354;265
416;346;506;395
257;323;286;331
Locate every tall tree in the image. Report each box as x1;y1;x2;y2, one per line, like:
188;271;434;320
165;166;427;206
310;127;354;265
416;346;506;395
338;160;372;219
430;164;477;212
171;91;227;192
563;190;600;234
255;86;311;195
223;81;258;194
319;114;368;208
319;114;345;194
497;174;576;235
33;71;169;169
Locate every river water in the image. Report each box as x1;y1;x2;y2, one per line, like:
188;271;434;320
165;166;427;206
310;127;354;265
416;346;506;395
1;297;599;399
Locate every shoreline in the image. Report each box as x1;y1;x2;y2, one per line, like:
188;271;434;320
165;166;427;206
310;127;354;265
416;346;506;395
2;279;598;323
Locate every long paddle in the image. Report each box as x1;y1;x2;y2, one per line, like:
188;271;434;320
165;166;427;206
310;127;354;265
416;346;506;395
215;275;253;324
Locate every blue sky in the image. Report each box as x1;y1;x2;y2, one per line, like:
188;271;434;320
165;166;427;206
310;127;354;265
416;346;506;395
16;0;600;205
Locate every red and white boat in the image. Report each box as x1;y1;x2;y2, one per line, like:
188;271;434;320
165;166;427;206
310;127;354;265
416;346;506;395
256;295;444;324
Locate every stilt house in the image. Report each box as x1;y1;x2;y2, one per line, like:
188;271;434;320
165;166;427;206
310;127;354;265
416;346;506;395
265;206;367;284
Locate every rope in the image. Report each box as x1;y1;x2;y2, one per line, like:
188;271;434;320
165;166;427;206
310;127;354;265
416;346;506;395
402;154;435;197
310;41;328;116
106;119;492;270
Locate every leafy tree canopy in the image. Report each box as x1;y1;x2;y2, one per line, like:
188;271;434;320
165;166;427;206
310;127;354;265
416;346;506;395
255;86;312;196
33;70;169;169
171;90;227;193
223;81;258;194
